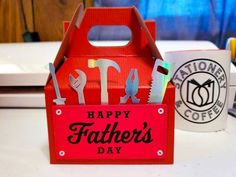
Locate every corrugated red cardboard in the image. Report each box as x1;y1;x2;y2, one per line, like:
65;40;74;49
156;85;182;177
45;4;175;164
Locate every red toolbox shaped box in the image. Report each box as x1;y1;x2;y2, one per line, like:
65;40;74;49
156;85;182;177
45;4;175;164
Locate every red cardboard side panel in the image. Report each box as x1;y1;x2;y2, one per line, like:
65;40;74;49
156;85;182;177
145;20;156;41
63;21;70;35
163;84;175;163
45;86;57;164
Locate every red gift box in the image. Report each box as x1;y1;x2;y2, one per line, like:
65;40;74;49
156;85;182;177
45;4;175;164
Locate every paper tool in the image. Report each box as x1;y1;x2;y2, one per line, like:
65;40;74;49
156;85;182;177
69;69;87;104
120;69;140;104
148;59;172;103
88;58;121;104
49;63;66;105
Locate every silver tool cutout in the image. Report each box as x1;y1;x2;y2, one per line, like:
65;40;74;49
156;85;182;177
148;59;172;103
120;69;140;104
69;69;87;104
49;63;66;105
88;59;121;104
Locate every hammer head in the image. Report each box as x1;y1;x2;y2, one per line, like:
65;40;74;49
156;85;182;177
88;59;121;73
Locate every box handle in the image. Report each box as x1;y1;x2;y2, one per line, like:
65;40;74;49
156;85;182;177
50;4;162;76
67;5;161;58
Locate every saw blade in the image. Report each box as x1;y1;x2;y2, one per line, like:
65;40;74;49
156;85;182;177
148;59;172;104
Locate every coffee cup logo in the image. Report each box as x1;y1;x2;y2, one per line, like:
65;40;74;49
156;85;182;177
187;79;214;107
173;59;227;124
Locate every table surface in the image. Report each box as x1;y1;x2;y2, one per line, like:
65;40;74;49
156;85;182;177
0;108;236;177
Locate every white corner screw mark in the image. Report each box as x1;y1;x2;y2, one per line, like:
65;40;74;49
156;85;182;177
158;108;164;115
157;150;163;156
56;109;62;116
59;150;65;157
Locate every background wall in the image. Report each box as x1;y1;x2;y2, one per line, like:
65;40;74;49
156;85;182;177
93;0;236;48
1;0;235;48
0;0;93;43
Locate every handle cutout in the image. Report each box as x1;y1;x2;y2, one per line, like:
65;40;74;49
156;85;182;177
88;25;132;47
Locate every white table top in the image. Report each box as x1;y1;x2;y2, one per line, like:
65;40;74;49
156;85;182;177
0;108;235;177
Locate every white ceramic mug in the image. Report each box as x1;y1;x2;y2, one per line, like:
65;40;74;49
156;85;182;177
165;50;231;132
